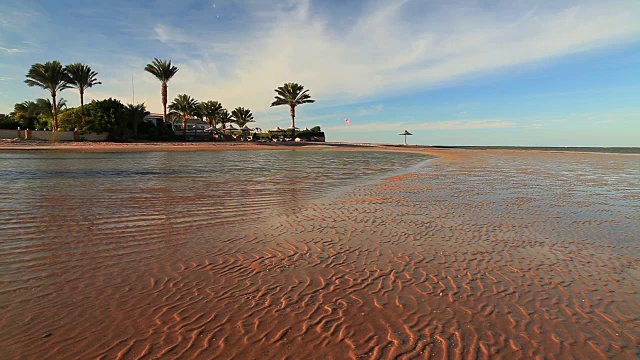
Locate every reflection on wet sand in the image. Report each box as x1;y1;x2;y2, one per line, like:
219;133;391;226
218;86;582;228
0;149;638;359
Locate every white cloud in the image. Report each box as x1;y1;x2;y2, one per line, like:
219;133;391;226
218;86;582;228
0;45;25;54
153;24;196;45
325;119;515;132
357;104;384;116
174;1;637;110
80;0;640;116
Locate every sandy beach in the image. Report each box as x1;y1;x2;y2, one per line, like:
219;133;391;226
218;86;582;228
0;143;638;359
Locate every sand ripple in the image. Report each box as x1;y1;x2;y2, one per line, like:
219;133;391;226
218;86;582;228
0;150;638;359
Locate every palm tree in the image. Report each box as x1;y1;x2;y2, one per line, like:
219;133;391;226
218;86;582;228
144;58;179;125
168;94;199;139
200;100;223;128
36;97;68;121
24;61;71;131
124;103;149;139
13;101;43;129
270;82;315;137
231;107;255;128
217;109;233;129
65;63;101;124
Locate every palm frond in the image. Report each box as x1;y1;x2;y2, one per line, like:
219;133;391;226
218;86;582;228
168;94;199;117
231;107;254;127
200;100;224;126
144;58;179;83
65;63;101;91
217;109;233;127
24;61;72;94
270;82;315;107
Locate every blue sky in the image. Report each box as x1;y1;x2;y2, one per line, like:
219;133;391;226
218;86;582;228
1;0;639;146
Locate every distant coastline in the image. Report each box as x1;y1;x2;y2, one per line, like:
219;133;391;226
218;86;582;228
432;145;640;154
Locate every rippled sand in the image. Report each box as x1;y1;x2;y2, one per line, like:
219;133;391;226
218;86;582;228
1;148;638;359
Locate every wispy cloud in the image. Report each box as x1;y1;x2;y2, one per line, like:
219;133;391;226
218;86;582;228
134;0;640;113
357;104;384;116
152;24;195;44
5;0;639;123
326;119;515;132
0;45;25;54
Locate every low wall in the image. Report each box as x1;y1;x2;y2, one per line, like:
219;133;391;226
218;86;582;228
80;133;109;141
1;129;109;142
0;129;21;139
29;131;77;141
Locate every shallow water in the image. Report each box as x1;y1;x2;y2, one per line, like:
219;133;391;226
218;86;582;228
0;149;638;359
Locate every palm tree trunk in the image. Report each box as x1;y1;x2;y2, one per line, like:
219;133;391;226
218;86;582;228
183;116;187;140
52;92;58;132
290;105;296;139
80;89;85;125
162;83;168;124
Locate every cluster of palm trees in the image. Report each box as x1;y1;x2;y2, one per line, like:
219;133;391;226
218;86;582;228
144;58;315;138
165;94;255;139
22;57;316;139
9;97;69;131
24;61;101;131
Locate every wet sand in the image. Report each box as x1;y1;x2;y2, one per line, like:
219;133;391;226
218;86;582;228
0;140;461;157
0;144;638;359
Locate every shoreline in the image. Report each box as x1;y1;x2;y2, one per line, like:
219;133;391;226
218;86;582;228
2;140;636;160
0;140;466;161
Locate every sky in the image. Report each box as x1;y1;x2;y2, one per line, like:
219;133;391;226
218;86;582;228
1;0;639;146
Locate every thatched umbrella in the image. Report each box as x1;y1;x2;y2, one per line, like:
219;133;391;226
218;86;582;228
399;130;413;145
268;126;286;141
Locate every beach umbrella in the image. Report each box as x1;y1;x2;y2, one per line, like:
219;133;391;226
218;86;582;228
268;126;286;140
399;130;413;145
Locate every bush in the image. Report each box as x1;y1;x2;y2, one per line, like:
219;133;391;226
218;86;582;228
0;114;19;129
147;125;174;141
58;108;83;131
34;115;52;131
83;98;125;136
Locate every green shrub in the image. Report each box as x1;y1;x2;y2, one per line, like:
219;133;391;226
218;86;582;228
58;108;83;131
0;114;19;129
